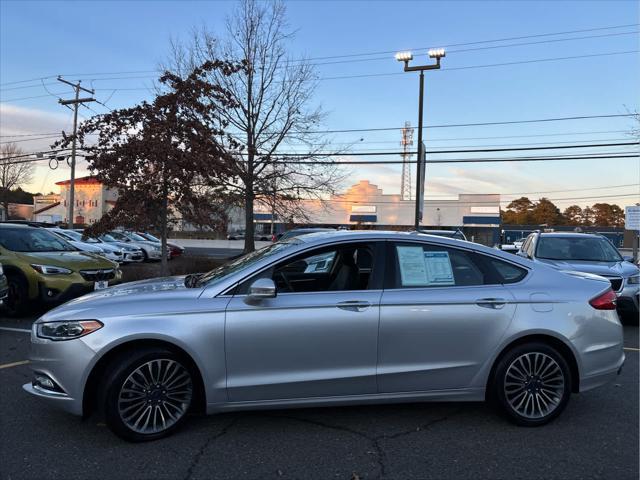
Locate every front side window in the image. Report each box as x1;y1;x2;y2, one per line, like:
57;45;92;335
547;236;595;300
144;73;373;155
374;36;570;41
391;243;485;288
239;242;378;294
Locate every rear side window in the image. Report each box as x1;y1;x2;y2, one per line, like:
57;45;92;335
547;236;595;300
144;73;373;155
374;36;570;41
485;257;528;284
391;243;485;288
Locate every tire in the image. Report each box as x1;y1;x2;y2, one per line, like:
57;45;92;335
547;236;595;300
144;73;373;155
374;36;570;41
141;249;149;262
491;342;571;427
4;273;30;317
101;348;195;442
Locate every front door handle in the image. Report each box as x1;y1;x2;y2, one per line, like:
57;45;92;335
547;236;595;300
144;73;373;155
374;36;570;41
337;300;371;312
476;298;507;309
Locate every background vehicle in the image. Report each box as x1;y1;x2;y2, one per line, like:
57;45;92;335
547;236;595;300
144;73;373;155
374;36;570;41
0;262;8;304
91;232;144;263
277;227;336;242
136;232;185;259
416;229;467;241
227;230;272;241
24;231;623;441
46;227;119;260
518;232;639;318
0;224;121;315
108;231;162;261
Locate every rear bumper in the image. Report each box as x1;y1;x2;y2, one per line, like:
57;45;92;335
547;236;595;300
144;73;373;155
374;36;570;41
616;285;639;314
580;352;625;393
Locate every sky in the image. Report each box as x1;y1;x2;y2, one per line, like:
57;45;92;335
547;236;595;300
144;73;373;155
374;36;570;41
1;0;639;211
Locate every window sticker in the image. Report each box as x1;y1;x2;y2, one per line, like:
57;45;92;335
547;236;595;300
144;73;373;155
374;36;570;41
396;246;428;286
424;251;455;286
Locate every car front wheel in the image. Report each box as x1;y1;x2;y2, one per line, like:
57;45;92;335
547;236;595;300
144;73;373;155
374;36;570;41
492;342;571;426
102;348;194;442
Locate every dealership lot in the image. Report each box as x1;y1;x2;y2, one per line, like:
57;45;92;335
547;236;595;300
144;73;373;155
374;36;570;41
0;318;637;480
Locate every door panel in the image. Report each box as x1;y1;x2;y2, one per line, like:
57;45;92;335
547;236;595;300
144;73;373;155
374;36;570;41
378;285;516;392
225;290;382;401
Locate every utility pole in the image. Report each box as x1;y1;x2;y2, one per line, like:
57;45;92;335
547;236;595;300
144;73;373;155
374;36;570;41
57;77;95;229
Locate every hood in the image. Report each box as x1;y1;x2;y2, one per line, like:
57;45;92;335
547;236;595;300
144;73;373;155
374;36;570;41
69;241;103;253
537;258;639;278
40;276;198;321
15;250;116;269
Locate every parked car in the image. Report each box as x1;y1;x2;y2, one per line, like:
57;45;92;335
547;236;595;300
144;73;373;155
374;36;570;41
57;230;125;263
0;262;8;305
108;231;163;261
0;224;121;315
24;230;624;441
46;227;123;263
277;227;336;242
518;232;639;317
91;232;145;263
136;232;185;259
227;230;272;241
416;229;467;241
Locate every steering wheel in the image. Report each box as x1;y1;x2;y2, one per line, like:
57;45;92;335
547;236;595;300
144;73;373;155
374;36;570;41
276;271;294;292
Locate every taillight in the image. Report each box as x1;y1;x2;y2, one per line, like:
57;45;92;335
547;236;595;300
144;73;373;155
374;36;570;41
589;289;617;310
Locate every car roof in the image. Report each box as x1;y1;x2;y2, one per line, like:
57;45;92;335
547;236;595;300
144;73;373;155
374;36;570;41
0;223;35;229
536;232;603;238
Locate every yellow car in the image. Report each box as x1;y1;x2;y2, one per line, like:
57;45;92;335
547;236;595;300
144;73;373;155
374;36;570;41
0;224;122;316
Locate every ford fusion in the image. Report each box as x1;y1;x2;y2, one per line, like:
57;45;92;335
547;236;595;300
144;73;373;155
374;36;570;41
24;231;624;441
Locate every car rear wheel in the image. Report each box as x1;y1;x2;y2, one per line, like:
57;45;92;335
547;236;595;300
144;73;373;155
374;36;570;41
4;274;30;317
492;342;571;426
102;348;194;442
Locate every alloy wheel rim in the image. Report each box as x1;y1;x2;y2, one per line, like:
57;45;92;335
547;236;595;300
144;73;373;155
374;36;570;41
118;359;193;434
504;352;565;419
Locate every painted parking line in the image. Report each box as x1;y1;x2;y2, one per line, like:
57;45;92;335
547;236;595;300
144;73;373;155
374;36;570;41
0;360;29;370
0;327;31;333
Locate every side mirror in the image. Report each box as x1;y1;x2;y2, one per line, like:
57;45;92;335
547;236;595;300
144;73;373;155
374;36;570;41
623;255;634;263
246;278;277;301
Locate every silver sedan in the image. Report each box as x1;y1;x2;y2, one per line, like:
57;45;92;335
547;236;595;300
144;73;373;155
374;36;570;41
23;231;624;441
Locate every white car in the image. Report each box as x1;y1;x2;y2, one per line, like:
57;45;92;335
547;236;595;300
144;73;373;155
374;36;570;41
108;231;162;261
49;228;124;263
46;228;110;257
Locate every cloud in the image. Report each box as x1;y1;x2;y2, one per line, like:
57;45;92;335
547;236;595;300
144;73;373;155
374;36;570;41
0;104;89;194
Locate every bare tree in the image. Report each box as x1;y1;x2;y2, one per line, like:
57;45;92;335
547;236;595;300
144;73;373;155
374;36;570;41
0;143;34;219
167;0;344;252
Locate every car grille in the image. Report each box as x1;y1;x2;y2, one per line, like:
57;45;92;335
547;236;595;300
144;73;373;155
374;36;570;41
605;276;623;292
79;269;116;282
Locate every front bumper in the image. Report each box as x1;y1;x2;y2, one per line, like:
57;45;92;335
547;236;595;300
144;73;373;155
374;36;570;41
23;329;98;416
617;283;639;314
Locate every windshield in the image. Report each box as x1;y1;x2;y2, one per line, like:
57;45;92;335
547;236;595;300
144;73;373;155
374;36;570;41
193;240;299;287
124;232;149;242
536;236;622;262
99;233;118;242
140;232;160;242
0;227;77;252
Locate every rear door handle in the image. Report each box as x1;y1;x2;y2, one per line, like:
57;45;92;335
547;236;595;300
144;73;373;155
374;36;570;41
337;300;371;312
476;298;507;309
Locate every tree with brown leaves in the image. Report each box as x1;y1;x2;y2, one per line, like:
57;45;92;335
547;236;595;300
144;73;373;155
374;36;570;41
55;60;243;275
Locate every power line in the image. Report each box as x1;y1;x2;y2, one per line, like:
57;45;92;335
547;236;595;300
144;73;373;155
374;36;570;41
320;50;638;81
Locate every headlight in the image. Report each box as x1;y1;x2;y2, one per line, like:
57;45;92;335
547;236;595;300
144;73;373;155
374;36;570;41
628;275;640;285
30;264;72;275
0;264;3;275
37;320;103;341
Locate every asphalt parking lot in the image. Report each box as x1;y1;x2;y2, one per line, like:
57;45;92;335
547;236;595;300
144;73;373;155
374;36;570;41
0;316;638;480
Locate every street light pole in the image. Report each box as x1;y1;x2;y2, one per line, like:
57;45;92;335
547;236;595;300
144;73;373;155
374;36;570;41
395;49;445;230
415;70;424;230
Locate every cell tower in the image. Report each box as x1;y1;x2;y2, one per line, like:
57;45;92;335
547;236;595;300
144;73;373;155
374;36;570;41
400;121;414;201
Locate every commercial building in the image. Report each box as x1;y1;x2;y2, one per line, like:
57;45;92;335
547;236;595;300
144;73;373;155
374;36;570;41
244;180;502;245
